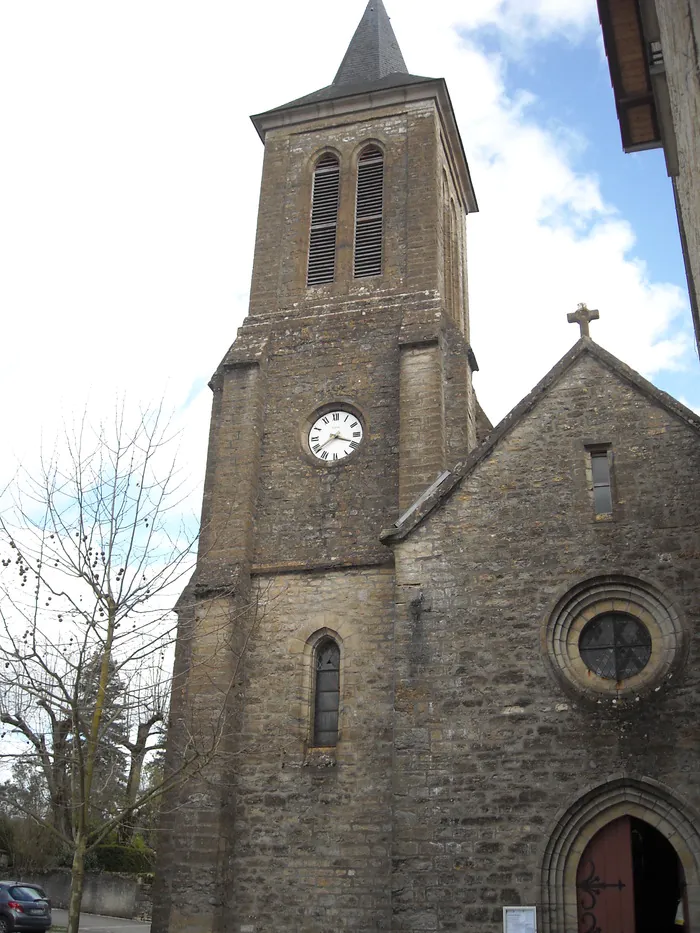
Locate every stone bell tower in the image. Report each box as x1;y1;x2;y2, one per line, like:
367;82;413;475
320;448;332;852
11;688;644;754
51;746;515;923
152;4;480;931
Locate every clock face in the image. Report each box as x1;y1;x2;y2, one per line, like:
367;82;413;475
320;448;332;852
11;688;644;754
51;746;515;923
308;410;364;462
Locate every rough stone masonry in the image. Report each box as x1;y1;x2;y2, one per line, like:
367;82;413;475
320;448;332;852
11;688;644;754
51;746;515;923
152;4;700;932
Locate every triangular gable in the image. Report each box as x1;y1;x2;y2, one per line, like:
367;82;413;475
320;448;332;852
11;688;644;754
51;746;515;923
380;336;700;543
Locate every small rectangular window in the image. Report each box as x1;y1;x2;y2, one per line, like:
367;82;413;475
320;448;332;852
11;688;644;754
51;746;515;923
589;448;613;515
648;40;664;68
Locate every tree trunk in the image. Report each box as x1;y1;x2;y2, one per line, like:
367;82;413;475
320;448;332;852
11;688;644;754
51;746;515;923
51;719;73;840
52;783;72;841
118;749;144;844
118;746;145;843
67;833;87;933
118;717;161;844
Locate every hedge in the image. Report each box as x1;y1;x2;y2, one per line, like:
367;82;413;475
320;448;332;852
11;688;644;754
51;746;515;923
91;844;155;873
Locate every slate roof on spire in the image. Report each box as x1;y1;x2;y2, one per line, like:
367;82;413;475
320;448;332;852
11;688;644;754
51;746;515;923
333;0;408;86
248;1;477;211
253;1;431;120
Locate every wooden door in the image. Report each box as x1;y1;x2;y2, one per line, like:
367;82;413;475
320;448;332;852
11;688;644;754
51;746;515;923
577;816;636;933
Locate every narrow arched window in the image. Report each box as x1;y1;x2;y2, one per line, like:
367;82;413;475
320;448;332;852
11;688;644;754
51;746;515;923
313;639;340;746
450;200;460;326
354;146;384;278
307;153;340;286
452;201;467;332
442;178;452;320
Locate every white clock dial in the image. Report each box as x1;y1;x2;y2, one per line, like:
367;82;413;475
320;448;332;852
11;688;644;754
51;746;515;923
308;410;364;462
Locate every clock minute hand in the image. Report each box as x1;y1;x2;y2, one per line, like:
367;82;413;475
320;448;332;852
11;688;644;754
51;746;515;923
320;430;341;448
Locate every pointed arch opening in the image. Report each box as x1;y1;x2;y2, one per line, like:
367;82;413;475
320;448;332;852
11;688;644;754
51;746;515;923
450;199;463;329
354;145;384;278
576;815;685;932
307;152;340;286
442;173;452;320
541;777;700;932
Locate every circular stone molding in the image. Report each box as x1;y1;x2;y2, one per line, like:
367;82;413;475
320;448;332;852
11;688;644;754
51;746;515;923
545;575;686;701
300;401;366;466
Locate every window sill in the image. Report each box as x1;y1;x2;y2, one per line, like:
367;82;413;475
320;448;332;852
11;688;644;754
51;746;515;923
303;746;337;768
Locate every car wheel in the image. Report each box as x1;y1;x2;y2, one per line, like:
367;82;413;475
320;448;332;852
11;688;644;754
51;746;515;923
0;915;10;933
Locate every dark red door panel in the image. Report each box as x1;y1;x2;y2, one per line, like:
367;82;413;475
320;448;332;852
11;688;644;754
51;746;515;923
577;816;636;933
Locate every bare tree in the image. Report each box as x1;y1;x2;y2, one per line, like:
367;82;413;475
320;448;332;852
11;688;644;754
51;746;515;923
0;405;248;933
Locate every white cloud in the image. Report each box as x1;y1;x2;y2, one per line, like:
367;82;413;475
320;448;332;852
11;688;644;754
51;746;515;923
0;0;694;491
388;0;596;44
388;7;690;421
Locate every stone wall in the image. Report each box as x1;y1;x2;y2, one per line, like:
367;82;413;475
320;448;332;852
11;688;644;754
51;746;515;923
392;352;700;932
249;100;443;315
221;566;395;933
24;870;152;920
251;306;402;570
194;95;478;575
154;72;481;933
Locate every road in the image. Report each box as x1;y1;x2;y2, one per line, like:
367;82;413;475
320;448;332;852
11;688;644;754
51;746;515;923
51;910;150;932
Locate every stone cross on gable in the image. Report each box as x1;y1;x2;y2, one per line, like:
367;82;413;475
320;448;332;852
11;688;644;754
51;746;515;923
567;302;600;338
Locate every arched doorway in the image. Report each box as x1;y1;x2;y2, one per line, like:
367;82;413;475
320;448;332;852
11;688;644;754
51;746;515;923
540;778;700;932
576;816;686;932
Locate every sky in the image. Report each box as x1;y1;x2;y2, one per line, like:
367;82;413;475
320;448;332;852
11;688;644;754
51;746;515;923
1;0;698;505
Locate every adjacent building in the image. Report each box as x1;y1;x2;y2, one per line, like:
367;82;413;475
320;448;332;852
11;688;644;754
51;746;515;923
596;0;700;355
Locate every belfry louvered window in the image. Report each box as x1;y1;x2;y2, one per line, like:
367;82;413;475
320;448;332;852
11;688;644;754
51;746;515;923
307;153;340;286
313;639;340;747
354;145;384;278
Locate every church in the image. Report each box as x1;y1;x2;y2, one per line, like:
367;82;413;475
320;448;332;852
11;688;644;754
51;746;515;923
152;3;700;932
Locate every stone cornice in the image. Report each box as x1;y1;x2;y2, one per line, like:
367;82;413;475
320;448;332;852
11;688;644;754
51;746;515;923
251;78;477;214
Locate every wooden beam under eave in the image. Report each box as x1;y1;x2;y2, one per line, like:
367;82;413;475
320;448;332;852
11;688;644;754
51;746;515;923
597;0;662;150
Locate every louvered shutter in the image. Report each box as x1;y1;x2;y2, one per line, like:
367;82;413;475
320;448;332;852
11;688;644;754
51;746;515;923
354;146;384;278
307;154;340;286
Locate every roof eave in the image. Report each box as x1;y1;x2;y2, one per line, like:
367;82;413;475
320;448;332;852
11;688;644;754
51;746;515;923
596;0;678;172
436;79;478;214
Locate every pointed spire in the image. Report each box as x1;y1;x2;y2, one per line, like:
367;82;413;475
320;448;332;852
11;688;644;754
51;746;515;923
333;0;408;87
